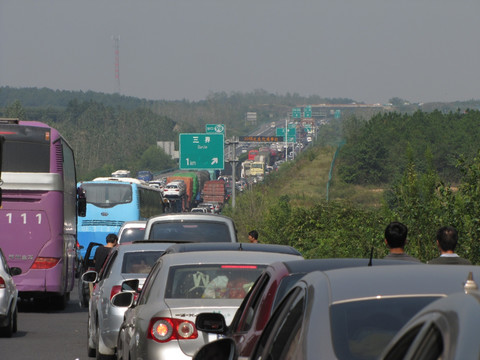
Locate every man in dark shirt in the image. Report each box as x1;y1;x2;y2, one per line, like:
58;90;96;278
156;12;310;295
428;226;471;265
383;222;421;262
94;233;118;273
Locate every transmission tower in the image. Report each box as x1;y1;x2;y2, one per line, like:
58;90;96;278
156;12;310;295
113;35;121;94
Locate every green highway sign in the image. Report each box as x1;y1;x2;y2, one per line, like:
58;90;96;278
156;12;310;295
304;105;312;118
292;108;302;118
276;127;296;136
205;124;225;134
179;133;224;170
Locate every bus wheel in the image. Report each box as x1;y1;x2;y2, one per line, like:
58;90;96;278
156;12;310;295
50;293;67;310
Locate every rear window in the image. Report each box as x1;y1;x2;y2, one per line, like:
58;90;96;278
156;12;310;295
330;296;440;360
121;251;164;274
119;228;145;243
2;138;50;172
165;264;265;299
149;221;231;242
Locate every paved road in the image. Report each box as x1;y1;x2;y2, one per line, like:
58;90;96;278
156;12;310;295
0;279;91;360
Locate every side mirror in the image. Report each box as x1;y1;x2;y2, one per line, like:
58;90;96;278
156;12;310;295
77;186;87;217
9;267;22;276
111;291;134;307
195;313;228;334
82;270;98;283
122;279;140;292
193;338;237;360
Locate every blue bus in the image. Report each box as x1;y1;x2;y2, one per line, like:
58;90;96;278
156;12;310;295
77;177;165;258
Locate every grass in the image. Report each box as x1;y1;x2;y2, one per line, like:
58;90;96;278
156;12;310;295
266;144;385;208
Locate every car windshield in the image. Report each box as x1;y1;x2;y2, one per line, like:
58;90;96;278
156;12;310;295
121;251;164;274
149;221;231;242
119;228;145;243
165;264;266;299
330;296;440;360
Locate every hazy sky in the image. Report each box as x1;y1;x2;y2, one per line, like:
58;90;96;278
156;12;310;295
1;0;480;104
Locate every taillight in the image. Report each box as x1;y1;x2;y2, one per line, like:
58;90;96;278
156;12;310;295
110;285;122;299
147;317;197;343
0;276;5;289
221;265;258;269
31;257;60;269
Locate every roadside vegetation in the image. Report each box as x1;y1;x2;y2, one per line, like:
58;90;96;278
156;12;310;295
226;110;480;265
3;87;480;264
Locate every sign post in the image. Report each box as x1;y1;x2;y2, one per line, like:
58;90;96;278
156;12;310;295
179;133;224;170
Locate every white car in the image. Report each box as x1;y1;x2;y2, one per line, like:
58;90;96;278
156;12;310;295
163;182;186;198
0;248;22;337
117;221;147;244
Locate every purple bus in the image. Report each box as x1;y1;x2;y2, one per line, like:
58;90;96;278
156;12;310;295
0;118;85;309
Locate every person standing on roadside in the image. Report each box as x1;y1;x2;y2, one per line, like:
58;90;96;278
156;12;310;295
428;226;472;265
94;233;118;273
248;230;259;243
383;222;421;262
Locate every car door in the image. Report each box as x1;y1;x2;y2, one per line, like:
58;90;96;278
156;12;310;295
78;242;103;308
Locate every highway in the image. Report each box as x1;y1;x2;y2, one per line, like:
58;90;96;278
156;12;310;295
0;279;90;360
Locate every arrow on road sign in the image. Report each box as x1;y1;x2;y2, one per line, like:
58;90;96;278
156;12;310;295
211;158;219;165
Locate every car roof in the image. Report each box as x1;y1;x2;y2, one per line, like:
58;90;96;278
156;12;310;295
118;220;147;230
164;243;302;256
114;241;178;253
281;258;421;274
158;250;303;266
147;213;233;221
319;264;480;302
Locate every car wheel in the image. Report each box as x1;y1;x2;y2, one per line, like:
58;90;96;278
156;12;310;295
12;305;17;333
0;304;14;337
87;314;96;357
78;279;90;308
50;293;67;310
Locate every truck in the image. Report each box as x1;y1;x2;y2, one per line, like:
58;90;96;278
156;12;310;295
241;160;253;178
165;171;211;212
202;179;227;212
166;175;193;212
250;155;266;177
137;170;153;182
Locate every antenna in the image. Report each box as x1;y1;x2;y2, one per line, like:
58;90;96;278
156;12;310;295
113;35;121;94
368;246;374;266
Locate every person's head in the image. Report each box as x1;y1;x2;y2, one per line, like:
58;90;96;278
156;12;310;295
436;226;458;252
248;230;258;243
384;222;408;249
106;233;118;245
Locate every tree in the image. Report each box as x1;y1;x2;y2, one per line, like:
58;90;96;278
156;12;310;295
138;145;176;172
5;100;26;119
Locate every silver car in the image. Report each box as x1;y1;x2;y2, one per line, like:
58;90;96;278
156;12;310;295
112;243;303;360
83;242;173;359
194;264;480;360
144;213;238;242
380;282;480;360
0;248;21;337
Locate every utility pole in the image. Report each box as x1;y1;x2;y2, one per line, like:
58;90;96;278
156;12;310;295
113;35;121;94
225;137;239;209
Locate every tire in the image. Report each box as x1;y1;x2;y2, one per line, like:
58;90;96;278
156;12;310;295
78;278;90;308
50;293;67;311
12;306;17;333
87;314;96;357
0;304;14;337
